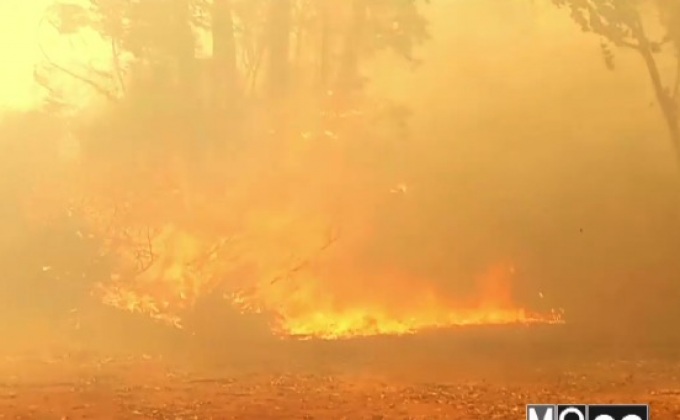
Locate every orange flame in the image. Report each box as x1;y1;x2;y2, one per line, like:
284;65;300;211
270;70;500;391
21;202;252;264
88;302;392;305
23;147;564;340
81;211;563;339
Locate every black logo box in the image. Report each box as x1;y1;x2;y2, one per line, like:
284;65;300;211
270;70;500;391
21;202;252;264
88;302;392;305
584;404;648;419
527;404;649;420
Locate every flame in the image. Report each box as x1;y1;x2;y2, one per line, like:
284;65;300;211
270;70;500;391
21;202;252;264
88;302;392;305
70;192;563;339
239;263;564;339
22;133;564;340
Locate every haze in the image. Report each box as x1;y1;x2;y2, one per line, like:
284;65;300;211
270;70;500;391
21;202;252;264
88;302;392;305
0;0;679;367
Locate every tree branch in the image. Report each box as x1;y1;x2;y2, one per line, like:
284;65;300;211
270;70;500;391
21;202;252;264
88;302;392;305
674;56;680;102
618;39;641;50
111;36;127;96
38;14;119;102
269;227;340;286
135;226;155;274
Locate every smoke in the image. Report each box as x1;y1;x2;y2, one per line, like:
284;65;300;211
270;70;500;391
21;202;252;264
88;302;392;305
0;0;679;362
368;0;680;335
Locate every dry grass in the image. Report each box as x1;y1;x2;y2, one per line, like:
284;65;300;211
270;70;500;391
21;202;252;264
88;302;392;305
1;325;679;419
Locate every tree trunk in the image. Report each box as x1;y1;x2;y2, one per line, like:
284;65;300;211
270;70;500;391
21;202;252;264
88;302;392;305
633;15;680;167
337;0;367;96
165;0;199;154
267;0;292;99
318;0;331;90
212;0;238;112
174;0;197;106
639;47;680;162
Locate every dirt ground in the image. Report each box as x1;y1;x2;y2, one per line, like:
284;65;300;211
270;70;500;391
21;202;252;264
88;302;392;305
1;324;680;420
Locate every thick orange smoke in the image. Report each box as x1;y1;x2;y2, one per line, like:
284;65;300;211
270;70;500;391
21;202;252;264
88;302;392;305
22;127;563;340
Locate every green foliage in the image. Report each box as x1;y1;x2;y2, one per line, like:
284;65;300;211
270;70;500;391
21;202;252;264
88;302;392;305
553;0;680;162
37;0;430;164
657;0;680;49
600;40;616;70
43;0;428;96
551;0;640;44
364;0;430;62
550;0;676;66
46;2;94;35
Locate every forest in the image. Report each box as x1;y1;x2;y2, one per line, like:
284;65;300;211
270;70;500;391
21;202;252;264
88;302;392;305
0;0;679;417
0;0;679;344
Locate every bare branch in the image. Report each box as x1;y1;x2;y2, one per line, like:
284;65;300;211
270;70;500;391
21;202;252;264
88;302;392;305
269;227;340;286
618;39;641;50
674;56;680;102
37;14;119;102
111;36;127;96
135;226;155;274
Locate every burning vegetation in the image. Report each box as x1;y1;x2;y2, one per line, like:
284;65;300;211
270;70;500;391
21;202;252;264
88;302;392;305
24;115;563;340
1;0;570;343
1;0;680;417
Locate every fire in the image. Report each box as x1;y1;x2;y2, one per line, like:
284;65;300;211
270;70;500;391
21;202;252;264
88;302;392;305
238;263;564;339
23;144;563;340
78;205;563;339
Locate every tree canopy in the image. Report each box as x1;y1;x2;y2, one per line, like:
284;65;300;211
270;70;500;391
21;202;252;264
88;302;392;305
552;0;680;163
23;0;431;328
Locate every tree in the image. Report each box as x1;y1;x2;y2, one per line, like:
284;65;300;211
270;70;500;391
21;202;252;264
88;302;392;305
28;0;431;329
40;0;428;105
211;0;238;111
266;0;292;98
552;0;680;165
